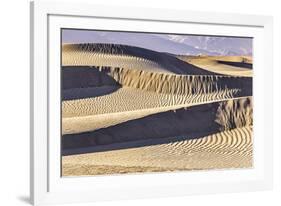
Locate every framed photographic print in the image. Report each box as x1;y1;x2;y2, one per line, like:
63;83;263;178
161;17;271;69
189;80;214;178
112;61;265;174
30;1;273;205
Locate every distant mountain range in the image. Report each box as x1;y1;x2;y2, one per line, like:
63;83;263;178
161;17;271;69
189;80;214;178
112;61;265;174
157;35;252;56
62;29;252;56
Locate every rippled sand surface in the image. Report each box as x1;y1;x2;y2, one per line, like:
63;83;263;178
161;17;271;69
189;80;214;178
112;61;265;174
62;127;252;176
61;43;253;176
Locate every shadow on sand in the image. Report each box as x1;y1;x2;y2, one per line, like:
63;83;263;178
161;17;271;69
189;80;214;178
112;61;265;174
62;130;214;156
62;66;120;89
62;66;121;100
62;101;223;155
63;86;121;100
218;60;252;69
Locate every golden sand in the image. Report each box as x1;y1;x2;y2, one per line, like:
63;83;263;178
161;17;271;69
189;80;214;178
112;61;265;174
63;44;169;73
62;95;250;135
177;56;253;77
62;127;252;176
61;43;253;176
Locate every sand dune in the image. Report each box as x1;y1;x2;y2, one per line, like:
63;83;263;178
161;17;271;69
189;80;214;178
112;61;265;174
62;126;252;176
62;44;217;75
177;56;253;77
62;86;240;118
62;94;243;135
62;43;252;77
216;97;252;130
61;42;253;176
62;97;252;150
62;66;252;96
106;67;252;95
62;66;251;134
178;55;253;64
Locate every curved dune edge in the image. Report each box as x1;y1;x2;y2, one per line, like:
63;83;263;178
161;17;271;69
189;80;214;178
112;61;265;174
62;43;167;72
63;50;165;73
178;55;253;64
62;126;252;176
106;67;251;95
62;97;252;150
61;43;253;176
62;85;240;117
62;66;251;118
61;65;252;99
62;96;251;135
62;44;217;75
178;56;253;77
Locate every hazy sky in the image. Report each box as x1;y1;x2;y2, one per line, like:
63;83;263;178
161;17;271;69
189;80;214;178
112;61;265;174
62;29;252;56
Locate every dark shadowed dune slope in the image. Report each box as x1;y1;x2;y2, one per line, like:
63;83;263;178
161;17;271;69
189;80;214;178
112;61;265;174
217;60;252;69
62;97;252;151
62;66;120;89
62;66;252;97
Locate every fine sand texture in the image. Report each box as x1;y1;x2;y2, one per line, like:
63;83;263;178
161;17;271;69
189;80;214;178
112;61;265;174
62;127;252;176
177;55;253;77
62;97;252;150
61;43;253;176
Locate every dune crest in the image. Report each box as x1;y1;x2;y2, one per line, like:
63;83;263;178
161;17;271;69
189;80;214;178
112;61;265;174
62;43;219;75
62;97;252;150
61;41;253;176
107;66;252;96
62;66;252;96
177;55;253;77
62;95;244;135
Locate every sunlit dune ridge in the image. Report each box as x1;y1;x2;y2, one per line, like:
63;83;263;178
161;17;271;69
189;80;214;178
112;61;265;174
62;43;217;75
62;90;241;134
177;55;253;77
177;55;253;64
61;42;253;176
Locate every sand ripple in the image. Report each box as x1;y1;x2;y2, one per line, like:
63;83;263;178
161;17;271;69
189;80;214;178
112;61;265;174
63;86;240;118
61;43;253;176
62;127;252;176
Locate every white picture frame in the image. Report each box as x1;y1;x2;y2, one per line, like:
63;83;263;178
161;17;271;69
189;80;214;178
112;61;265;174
30;0;273;205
